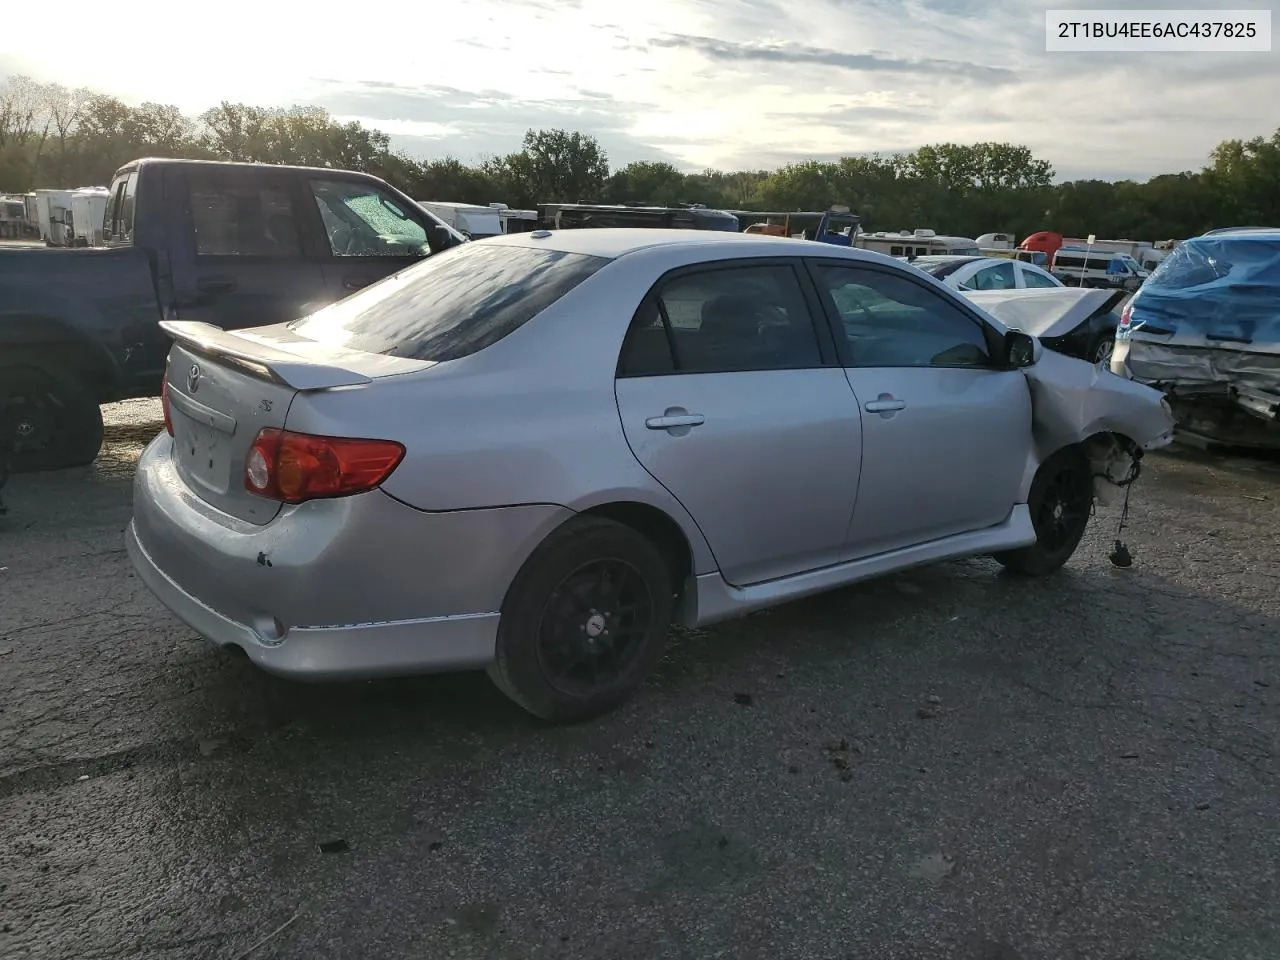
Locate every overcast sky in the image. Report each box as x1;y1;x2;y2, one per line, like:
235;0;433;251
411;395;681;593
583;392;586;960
4;0;1277;182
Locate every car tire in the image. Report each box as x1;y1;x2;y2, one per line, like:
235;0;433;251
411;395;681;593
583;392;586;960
993;446;1093;576
1;365;104;472
1090;335;1115;365
487;516;674;723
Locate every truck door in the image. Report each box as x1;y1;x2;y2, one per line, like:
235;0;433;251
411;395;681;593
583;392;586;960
166;166;331;331
301;175;446;301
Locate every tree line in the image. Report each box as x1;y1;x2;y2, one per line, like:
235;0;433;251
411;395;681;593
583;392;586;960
2;73;1278;241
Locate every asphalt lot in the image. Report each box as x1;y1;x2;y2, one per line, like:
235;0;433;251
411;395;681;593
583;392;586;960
2;399;1278;960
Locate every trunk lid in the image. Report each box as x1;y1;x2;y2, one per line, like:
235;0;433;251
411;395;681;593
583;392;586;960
161;320;432;524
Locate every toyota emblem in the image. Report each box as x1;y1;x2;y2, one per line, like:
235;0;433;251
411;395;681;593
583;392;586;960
187;363;201;393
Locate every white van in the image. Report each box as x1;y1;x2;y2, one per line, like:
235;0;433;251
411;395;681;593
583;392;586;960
1051;248;1149;291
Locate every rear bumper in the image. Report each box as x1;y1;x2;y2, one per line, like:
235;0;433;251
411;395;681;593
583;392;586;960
127;434;572;679
127;521;499;678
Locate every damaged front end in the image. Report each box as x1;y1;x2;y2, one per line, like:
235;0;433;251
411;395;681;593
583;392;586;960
1023;347;1174;505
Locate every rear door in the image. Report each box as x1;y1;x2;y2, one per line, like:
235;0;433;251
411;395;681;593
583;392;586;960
806;259;1030;559
301;175;442;299
167;166;331;331
614;259;863;587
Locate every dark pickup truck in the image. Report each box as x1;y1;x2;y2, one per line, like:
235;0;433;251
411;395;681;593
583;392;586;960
0;157;465;471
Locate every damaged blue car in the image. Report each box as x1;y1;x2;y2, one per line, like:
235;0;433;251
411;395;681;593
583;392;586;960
1112;227;1280;448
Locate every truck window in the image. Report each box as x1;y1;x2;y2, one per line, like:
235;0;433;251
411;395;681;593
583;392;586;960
104;173;137;244
308;179;430;258
188;174;303;257
119;173;138;244
104;180;125;241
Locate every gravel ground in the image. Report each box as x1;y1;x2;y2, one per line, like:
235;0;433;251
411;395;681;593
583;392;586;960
1;399;1277;960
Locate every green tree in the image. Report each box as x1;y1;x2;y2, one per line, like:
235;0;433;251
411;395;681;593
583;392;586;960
485;128;609;206
1204;129;1280;226
608;160;687;205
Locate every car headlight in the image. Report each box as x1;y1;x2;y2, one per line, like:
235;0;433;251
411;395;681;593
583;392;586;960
1160;397;1173;418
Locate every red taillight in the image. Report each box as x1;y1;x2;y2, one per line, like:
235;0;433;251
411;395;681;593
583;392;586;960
1119;301;1133;327
161;377;174;436
244;428;405;504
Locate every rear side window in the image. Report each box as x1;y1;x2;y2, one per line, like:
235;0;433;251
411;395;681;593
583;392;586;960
289;244;608;362
618;264;823;375
188;174;303;257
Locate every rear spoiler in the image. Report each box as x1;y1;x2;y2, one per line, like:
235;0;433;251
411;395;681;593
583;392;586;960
159;321;373;391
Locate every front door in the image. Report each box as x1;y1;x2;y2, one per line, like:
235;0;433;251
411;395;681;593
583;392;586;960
302;175;442;300
614;261;863;587
806;260;1031;559
167;166;331;331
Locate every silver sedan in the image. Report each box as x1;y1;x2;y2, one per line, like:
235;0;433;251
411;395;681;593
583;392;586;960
127;229;1174;721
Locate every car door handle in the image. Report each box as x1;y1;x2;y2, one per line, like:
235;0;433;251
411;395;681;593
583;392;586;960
864;399;906;413
196;276;237;294
645;413;705;429
342;278;370;291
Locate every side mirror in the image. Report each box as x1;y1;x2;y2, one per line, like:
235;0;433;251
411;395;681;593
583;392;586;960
1004;329;1039;368
428;223;459;254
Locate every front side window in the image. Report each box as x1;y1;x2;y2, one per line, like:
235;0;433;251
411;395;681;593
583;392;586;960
310;179;430;258
289;243;607;363
617;264;823;376
813;263;991;368
189;174;302;257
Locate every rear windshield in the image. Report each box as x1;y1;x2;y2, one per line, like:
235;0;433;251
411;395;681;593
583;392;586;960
1145;235;1280;290
915;258;976;279
288;244;609;362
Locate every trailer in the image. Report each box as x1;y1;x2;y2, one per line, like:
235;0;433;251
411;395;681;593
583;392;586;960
0;196;27;239
417;200;504;239
31;189;76;246
853;228;980;258
498;206;539;234
69;187;110;247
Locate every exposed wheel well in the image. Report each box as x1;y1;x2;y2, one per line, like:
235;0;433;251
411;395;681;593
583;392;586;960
577;501;695;600
1079;430;1144;487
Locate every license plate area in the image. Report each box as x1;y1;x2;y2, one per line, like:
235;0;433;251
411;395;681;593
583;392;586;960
174;413;234;495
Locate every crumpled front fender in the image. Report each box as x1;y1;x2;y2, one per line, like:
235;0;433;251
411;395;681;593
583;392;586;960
1023;348;1175;461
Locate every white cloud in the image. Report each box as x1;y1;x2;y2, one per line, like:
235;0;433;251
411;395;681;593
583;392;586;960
4;0;1277;180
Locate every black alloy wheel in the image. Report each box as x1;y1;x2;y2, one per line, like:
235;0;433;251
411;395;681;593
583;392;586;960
536;559;655;698
994;446;1094;576
488;516;674;722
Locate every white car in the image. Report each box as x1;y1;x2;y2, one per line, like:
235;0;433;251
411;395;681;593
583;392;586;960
911;255;1064;292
